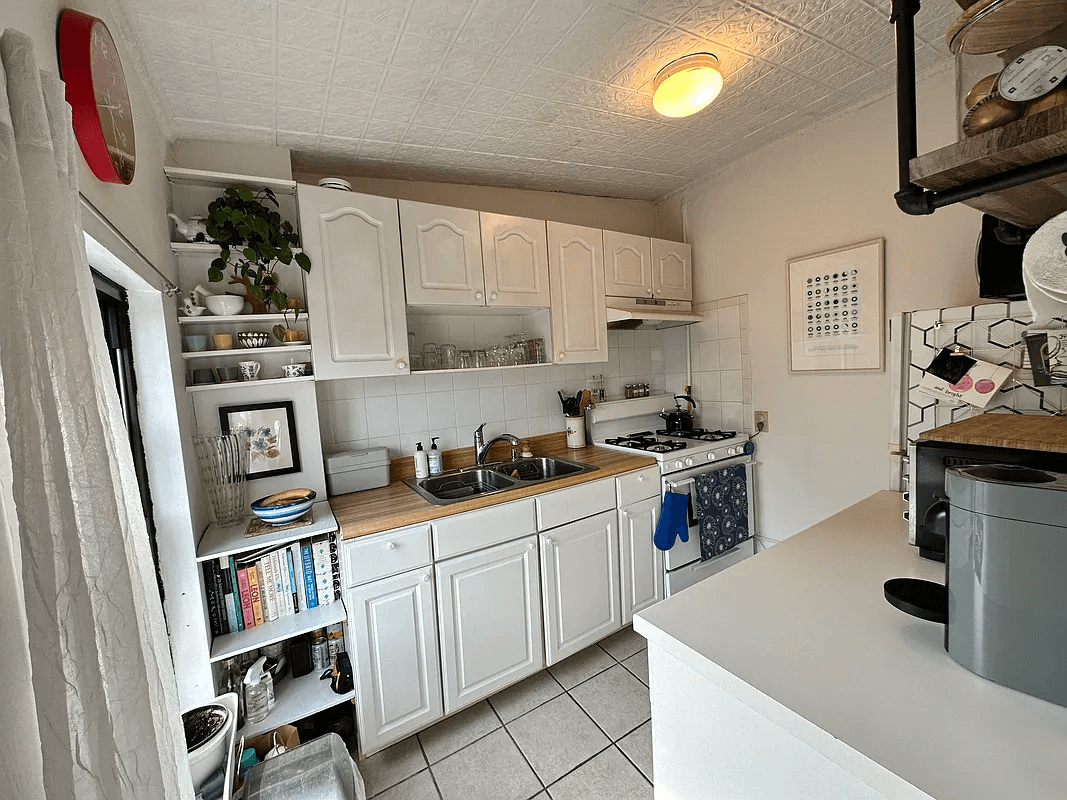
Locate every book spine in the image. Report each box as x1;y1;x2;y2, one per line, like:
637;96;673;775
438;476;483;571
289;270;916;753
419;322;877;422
212;559;230;634
247;565;264;627
286;547;300;614
202;561;223;637
268;551;282;617
237;568;255;629
329;534;341;604
228;557;245;632
275;550;292;617
219;556;239;634
301;541;319;609
261;558;278;622
312;536;332;606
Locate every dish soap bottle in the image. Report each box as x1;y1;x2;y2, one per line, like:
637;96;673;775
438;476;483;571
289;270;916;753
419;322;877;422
414;442;429;480
244;656;270;725
428;436;443;475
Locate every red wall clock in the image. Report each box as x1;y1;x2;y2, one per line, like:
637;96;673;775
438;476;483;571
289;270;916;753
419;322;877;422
58;9;136;185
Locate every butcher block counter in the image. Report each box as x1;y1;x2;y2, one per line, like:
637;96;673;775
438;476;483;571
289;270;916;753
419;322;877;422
329;433;655;539
918;413;1067;454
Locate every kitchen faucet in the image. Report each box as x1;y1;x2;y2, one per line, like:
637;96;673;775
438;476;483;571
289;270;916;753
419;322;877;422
473;423;521;465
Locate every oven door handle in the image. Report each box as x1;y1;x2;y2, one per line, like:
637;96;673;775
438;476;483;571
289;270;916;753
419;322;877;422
663;455;753;488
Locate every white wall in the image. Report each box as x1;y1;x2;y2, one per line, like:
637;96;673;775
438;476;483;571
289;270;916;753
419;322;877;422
660;68;983;543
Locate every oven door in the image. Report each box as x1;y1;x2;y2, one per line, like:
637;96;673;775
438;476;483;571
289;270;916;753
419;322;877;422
660;456;755;574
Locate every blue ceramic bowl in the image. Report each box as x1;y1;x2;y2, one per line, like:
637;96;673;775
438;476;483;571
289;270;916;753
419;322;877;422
250;491;316;524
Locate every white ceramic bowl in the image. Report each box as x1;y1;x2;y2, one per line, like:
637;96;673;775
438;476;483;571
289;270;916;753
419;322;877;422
204;295;245;316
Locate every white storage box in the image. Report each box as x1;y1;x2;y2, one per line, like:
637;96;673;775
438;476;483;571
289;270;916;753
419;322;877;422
324;447;390;496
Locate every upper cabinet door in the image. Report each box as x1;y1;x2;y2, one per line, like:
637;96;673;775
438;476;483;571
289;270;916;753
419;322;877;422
297;185;409;380
400;200;485;306
547;222;608;365
481;213;550;308
651;238;693;301
603;230;652;299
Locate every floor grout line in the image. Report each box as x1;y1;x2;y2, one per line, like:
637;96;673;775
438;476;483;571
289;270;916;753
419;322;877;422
488;692;548;793
415;730;445;800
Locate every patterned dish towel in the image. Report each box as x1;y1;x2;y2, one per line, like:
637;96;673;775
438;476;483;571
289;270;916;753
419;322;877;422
691;465;750;561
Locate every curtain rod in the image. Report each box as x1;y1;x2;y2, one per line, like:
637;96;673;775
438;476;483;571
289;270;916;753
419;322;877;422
78;193;181;297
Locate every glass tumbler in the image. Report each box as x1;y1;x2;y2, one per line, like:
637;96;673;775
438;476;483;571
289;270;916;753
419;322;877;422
439;344;458;370
474;349;488;368
422;343;438;371
458;350;473;369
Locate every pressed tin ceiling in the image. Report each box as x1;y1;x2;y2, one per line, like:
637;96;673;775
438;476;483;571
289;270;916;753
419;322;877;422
117;0;959;200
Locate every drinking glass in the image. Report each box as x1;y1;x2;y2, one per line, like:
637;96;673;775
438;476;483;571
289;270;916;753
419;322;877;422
439;344;458;370
473;349;488;368
458;350;473;369
410;353;423;371
422;343;438;371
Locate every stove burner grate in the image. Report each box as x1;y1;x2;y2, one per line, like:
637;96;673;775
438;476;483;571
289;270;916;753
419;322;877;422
656;428;738;442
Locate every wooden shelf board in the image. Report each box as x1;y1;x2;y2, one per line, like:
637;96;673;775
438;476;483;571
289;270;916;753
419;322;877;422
186;375;314;393
179;313;296;325
238;668;354;738
164;166;297;195
182;344;312;361
196;502;337;563
210;599;346;662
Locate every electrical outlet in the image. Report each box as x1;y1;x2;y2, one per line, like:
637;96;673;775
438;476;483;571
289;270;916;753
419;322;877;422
754;410;769;433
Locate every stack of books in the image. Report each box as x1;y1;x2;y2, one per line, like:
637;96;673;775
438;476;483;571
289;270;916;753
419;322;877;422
203;533;341;637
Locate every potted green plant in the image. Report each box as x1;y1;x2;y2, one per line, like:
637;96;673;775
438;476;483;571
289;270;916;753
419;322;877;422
273;303;308;343
205;187;311;313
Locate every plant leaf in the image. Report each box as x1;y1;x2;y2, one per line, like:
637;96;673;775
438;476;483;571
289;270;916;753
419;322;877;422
238;188;254;202
295;252;312;271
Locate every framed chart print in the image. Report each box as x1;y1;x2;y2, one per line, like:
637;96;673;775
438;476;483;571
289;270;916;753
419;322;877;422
787;239;885;373
218;400;301;480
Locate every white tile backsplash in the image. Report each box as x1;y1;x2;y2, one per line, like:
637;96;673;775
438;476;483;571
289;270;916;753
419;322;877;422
319;327;679;457
690;295;752;434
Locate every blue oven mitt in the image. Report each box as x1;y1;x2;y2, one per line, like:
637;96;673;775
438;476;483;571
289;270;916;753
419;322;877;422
654;491;690;551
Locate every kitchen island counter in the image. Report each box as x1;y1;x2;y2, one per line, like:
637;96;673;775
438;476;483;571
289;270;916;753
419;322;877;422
634;490;1067;800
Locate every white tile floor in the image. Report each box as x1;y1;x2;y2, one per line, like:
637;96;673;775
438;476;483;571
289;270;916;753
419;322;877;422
353;626;653;800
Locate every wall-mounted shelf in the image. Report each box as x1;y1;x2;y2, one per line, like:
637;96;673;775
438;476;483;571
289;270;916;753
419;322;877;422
196;502;336;563
164;166;297;195
171;241;303;257
180;314;294;325
209;598;346;662
411;362;550;375
186;375;314;393
182;344;311;361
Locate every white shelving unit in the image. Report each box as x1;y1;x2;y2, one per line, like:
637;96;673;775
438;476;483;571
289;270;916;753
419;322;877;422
163;166;297;195
209;600;347;663
196;502;336;563
186;375;314;393
170;241;302;257
182;344;311;361
240;669;355;738
180;313;291;326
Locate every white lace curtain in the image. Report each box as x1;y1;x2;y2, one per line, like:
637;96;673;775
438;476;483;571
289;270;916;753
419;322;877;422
0;30;192;799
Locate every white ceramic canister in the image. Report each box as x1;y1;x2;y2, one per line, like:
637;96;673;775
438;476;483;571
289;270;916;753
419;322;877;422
565;415;586;448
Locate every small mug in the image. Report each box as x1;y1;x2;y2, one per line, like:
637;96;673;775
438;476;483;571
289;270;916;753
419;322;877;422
182;297;196;315
238;361;261;381
183;334;208;352
212;333;234;350
282;329;307;343
282;363;305;378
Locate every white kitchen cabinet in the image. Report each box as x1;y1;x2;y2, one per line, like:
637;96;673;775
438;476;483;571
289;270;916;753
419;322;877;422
297;185;409;379
436;536;543;713
547;221;608;364
603;230;653;300
540;509;622;664
480;212;551;308
619;495;663;624
346;566;443;755
400;200;485;306
651;238;692;301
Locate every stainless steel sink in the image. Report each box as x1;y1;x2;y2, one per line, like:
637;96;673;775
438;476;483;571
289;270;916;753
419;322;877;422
404;455;597;506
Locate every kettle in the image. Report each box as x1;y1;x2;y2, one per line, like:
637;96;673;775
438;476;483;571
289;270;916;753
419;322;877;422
660;394;697;433
168;213;214;243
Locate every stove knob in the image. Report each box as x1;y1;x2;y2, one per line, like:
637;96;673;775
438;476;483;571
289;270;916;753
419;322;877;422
728;446;738;455
674;460;684;470
707;452;716;461
684;457;694;467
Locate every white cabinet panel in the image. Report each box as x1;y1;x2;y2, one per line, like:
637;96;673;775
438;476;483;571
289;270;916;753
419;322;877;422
432;497;537;559
436;536;543;713
400;200;485;305
603;230;652;300
347;567;442;755
481;212;550;308
298;185;409;379
651;238;692;301
344;524;432;588
535;477;616;531
540;509;622;664
616;466;660;507
547;221;608;365
619;495;663;624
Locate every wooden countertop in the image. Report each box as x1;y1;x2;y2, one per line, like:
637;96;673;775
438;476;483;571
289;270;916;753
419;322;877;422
329;435;656;539
918;413;1067;454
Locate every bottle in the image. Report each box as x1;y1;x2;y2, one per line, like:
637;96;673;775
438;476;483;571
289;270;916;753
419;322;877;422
263;662;276;710
414;442;429;479
428;437;443;475
243;656;270;725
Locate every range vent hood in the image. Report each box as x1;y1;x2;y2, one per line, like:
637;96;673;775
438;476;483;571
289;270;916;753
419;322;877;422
606;297;703;329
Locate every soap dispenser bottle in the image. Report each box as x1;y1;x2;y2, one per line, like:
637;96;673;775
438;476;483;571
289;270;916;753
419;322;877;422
428;437;443;475
243;656;270;725
414;442;429;480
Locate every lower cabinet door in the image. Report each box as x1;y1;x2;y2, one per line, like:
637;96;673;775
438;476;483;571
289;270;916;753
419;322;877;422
346;566;442;755
619;495;664;624
436;536;543;713
541;510;622;665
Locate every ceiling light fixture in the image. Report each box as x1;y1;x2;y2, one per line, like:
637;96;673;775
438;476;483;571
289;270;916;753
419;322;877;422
652;53;723;118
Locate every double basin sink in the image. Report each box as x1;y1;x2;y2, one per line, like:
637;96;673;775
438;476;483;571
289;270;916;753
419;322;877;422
404;455;598;506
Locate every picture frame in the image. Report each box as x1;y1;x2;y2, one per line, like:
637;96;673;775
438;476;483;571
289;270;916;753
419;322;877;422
218;400;301;480
787;238;885;373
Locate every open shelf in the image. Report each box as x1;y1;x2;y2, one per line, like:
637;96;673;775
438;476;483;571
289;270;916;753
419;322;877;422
197;502;337;563
171;241;302;256
182;344;311;361
180;313;293;325
164;166;297;195
411;362;550;375
239;667;355;738
210;599;346;662
186;375;314;393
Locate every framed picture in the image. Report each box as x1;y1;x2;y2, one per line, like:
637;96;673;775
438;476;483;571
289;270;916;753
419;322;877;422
787;238;885;373
218;400;301;480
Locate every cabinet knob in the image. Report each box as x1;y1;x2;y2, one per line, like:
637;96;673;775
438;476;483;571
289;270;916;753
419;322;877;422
638;475;645;482
423;574;430;582
475;292;483;300
396;360;407;370
558;353;565;360
491;292;498;300
647;287;653;295
387;542;396;550
622;510;629;518
545;537;552;545
528;542;535;550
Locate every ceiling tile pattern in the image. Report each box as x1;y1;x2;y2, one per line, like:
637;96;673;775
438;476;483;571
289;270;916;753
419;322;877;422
119;0;958;200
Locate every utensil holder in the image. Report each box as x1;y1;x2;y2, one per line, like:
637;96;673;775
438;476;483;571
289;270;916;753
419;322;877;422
193;432;249;526
565;415;586;449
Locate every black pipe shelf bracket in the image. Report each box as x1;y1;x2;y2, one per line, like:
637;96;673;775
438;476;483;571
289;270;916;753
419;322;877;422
890;0;1067;219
